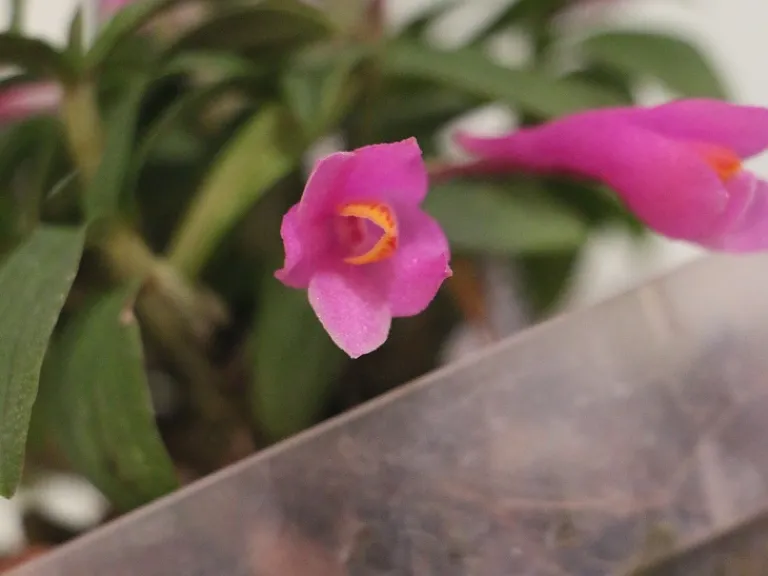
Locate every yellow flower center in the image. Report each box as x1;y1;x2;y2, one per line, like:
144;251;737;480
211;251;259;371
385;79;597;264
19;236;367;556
336;201;398;265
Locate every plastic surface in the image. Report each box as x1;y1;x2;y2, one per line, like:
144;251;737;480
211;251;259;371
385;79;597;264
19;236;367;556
12;252;768;575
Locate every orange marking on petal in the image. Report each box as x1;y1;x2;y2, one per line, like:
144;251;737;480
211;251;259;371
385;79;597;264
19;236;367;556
338;201;398;265
699;145;742;182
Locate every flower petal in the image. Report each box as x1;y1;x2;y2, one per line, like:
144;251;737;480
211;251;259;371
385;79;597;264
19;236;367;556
702;172;768;251
631;99;768;159
387;206;452;317
339;138;428;207
308;266;392;358
0;82;61;122
299;151;354;219
275;205;328;288
457;115;728;240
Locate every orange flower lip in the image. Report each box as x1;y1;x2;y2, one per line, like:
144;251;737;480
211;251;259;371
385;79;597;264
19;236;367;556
699;145;742;182
338;201;398;265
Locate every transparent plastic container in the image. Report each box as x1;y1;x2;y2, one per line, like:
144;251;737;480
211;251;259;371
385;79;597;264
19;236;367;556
11;252;768;575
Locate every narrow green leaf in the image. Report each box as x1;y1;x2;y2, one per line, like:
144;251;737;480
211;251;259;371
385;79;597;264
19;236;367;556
401;0;462;38
167;105;296;277
9;0;24;34
0;117;62;240
0;33;75;81
86;0;185;71
165;1;334;59
563;65;634;105
580;31;727;98
364;82;476;154
425;182;587;254
19;125;62;235
0;225;85;496
250;277;346;441
85;78;148;220
381;39;624;118
162;50;267;79
467;0;566;45
133;82;232;169
282;46;365;140
135;52;271;169
66;6;85;61
41;284;178;510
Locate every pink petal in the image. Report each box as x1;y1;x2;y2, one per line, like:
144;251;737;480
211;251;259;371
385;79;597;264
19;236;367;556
0;82;61;122
457;115;728;240
299;151;354;219
100;0;132;16
631;99;768;159
704;170;756;237
275;205;329;289
703;173;768;251
387;206;452;317
299;139;427;221
339;138;428;207
308;266;392;358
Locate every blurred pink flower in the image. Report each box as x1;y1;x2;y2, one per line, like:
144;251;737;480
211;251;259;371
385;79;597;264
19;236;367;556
276;138;452;358
0;82;62;123
100;0;133;16
456;99;768;251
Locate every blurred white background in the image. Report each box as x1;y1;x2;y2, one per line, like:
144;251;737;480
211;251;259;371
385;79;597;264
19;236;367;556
0;0;765;554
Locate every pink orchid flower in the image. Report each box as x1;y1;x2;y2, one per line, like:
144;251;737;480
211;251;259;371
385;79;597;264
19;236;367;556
456;99;768;251
276;138;452;358
0;82;62;123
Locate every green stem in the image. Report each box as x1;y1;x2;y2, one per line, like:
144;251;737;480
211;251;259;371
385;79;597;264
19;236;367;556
59;80;240;439
61;82;104;183
98;224;228;342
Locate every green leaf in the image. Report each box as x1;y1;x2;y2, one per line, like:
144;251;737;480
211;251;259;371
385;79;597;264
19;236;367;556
401;0;462;38
165;1;334;60
0;34;75;81
425;181;587;254
85;78;148;220
134;81;231;169
66;6;85;61
167;105;296;277
467;0;566;45
41;284;178;510
250;277;347;441
363;81;476;155
518;250;580;316
282;46;365;141
162;50;267;79
0;225;85;496
580;31;727;98
381;39;624;118
543;177;645;233
18;124;62;235
86;0;184;71
0;117;65;244
563;65;634;105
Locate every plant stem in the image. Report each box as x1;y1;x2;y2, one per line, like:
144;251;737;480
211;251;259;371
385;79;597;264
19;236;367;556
99;224;228;341
61;82;104;183
60;80;244;449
